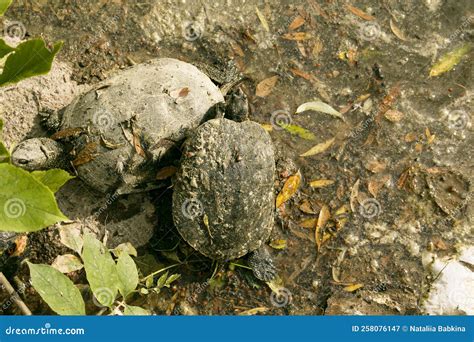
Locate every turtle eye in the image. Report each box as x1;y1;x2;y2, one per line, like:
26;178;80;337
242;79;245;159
17;159;30;165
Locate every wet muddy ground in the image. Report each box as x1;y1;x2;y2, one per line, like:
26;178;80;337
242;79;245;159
0;0;473;315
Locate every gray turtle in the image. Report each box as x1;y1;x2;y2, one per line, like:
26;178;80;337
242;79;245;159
11;58;224;194
11;57;276;280
172;118;277;281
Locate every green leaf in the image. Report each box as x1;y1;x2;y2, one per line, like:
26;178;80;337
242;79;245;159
59;224;83;254
156;271;168;289
0;118;8;163
116;252;138;298
52;254;84;273
124;304;151;316
31;169;74;193
429;43;472;77
81;233;118;307
278;123;316;140
164;273;181;288
112;242;137;258
0;39;63;87
0;142;9;163
0;0;12;16
0;163;68;232
28;262;85;315
0;39;15;59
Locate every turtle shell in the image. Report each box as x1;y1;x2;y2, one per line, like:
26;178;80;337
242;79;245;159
172;118;275;260
60;58;224;194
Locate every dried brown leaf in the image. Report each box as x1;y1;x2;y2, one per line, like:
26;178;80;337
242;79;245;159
51;128;83;141
156;166;178;180
315;204;330;250
282;32;313;41
256;75;278;97
72;142;98;166
368;174;390;197
384;109;404;123
276;172;301;208
298;199;317;214
300;137;335;157
346;4;374;21
309;179;334;188
365;160;387;173
390;19;407;41
343;283;364;292
299;218;317;228
289;15;306;30
290;68;313;80
255;7;270;32
350;179;360;212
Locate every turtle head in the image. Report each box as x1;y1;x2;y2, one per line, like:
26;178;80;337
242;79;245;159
11;138;65;171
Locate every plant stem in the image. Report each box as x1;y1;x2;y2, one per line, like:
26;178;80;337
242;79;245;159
140;263;180;282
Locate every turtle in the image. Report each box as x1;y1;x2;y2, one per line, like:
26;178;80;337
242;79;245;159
172;117;277;281
11;58;225;194
11;57;277;280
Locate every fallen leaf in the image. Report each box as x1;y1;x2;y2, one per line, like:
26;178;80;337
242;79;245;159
315;204;330;250
343;283;364;292
390;19;407;41
72;142;98;166
52;254;84;273
156;166;177;180
289;15;306;30
300;137;335;157
239;307;269;315
368;174;390;197
432;237;448;250
170;87;190;98
229;41;245;57
346;4;374;21
312;39;323;57
404;132;417;142
256;75;278;97
51;127;83;140
278;123;316;140
282;32;313;40
289;68;313;80
365;160;386;173
309;179;335;188
299;218;317;228
260;123;273;132
255;7;270;32
384;109;404;122
11;235;28;257
425;127;436;144
296;40;307;57
276;172;301;208
112;242;138;257
334;205;350;217
298;199;317;214
269;239;287;250
350;179;360;212
295;101;344;120
429;43;471;77
132;133;146;157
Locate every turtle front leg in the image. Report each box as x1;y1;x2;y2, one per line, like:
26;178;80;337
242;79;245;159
248;245;277;282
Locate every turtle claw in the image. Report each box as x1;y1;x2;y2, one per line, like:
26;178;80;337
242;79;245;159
248;246;277;282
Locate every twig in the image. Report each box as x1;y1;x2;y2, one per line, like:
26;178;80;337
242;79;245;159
0;272;32;315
